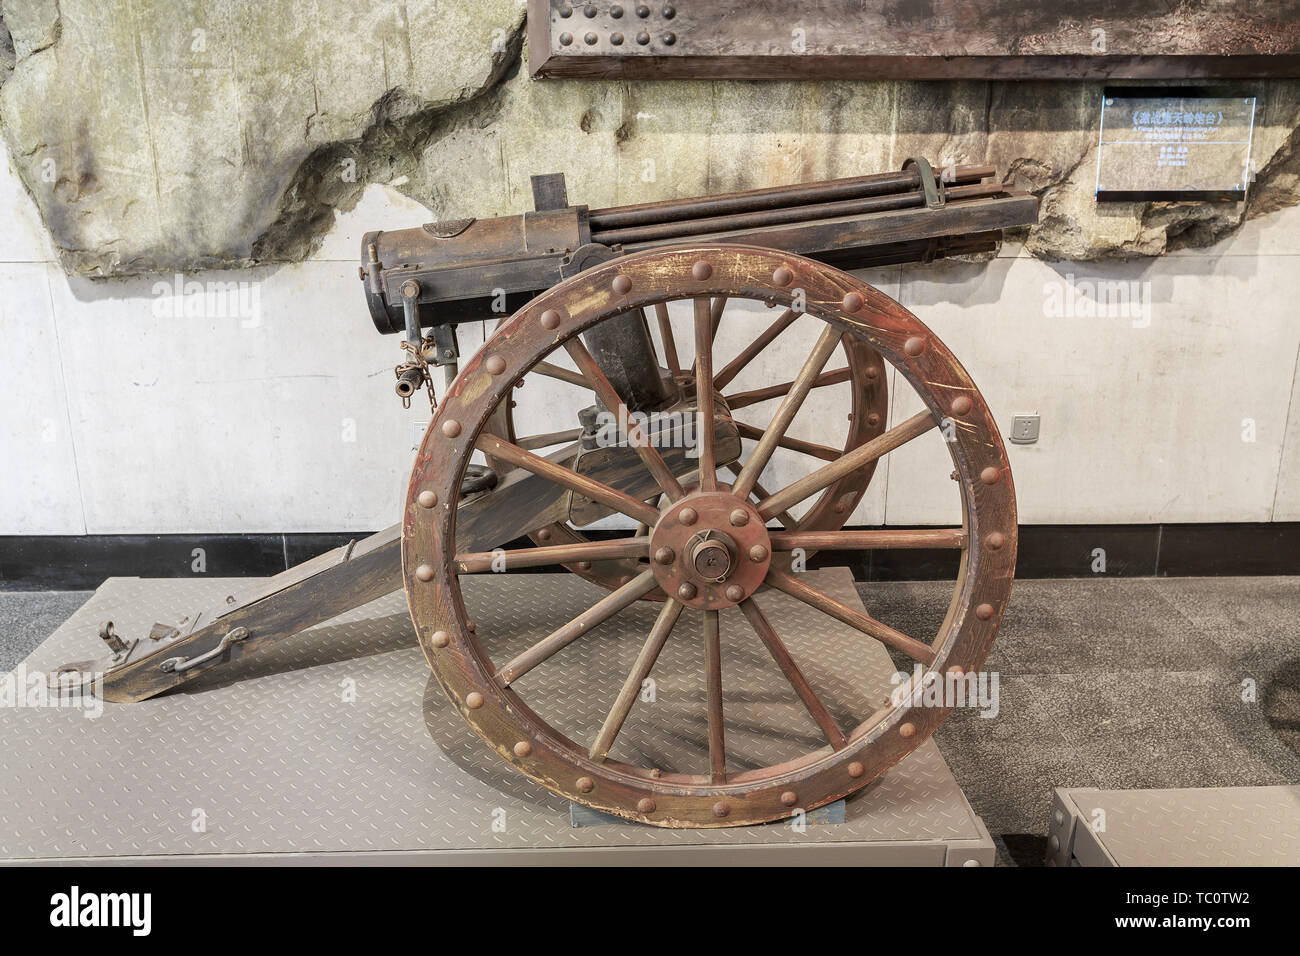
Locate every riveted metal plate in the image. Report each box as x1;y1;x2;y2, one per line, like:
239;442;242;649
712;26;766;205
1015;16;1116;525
0;569;989;864
527;0;1300;81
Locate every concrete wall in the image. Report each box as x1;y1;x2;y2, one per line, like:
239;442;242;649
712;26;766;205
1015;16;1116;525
3;135;1299;535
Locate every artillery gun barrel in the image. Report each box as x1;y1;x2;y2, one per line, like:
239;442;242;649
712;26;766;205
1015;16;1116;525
593;181;1007;247
588;163;995;231
357;159;1035;337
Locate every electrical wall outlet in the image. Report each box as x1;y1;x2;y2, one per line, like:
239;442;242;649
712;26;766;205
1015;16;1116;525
1010;415;1040;445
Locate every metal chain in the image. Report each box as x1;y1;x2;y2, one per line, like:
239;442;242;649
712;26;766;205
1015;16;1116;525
395;339;437;412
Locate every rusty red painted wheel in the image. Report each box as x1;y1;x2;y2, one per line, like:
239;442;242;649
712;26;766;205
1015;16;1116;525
404;243;1016;827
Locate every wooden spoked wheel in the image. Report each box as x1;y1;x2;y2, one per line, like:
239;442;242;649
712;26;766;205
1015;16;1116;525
404;243;1017;827
482;303;888;595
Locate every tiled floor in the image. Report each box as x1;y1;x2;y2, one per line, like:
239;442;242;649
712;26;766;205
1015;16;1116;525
3;577;1297;865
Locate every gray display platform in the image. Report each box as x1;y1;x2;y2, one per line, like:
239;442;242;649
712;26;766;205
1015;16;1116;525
1049;786;1300;866
1;568;993;865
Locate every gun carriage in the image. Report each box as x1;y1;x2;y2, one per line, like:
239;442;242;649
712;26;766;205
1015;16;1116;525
67;159;1036;828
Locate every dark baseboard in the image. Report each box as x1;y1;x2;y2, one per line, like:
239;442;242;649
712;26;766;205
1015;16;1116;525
1;523;1298;591
825;522;1300;581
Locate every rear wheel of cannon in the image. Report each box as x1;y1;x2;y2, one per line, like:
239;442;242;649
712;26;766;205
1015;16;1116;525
404;243;1016;827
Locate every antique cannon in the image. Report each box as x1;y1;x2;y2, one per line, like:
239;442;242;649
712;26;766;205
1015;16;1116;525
63;160;1035;827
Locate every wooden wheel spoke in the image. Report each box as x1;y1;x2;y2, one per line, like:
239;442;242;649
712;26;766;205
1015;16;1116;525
694;297;719;492
771;529;966;551
476;433;660;526
634;493;663;539
710;296;727;337
645;492;669;530
765;567;935;665
723;462;797;530
739;598;847;750
734;420;840;462
730;325;841;501
455;536;650;573
726;367;852;411
496;570;659;685
589;599;684;762
703;609;726;783
757;409;936;520
565;338;686;502
516;428;583;451
654;303;681;377
714;307;799;390
532;361;592;390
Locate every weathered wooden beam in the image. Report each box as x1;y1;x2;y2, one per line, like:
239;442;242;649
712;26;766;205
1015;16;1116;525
89;449;586;702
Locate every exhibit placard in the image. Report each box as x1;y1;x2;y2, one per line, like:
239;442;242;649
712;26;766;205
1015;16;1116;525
1095;92;1257;201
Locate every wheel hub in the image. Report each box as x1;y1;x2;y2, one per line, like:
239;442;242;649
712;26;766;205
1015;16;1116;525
649;490;771;609
688;531;734;582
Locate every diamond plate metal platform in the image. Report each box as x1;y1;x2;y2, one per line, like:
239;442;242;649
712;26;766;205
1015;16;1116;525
0;568;992;865
1049;786;1300;866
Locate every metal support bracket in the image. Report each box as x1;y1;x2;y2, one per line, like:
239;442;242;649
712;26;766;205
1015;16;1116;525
96;622;140;668
427;324;459;367
560;242;621;279
904;156;946;209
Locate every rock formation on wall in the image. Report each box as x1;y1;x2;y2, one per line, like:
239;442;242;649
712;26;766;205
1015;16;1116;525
1;0;1298;277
